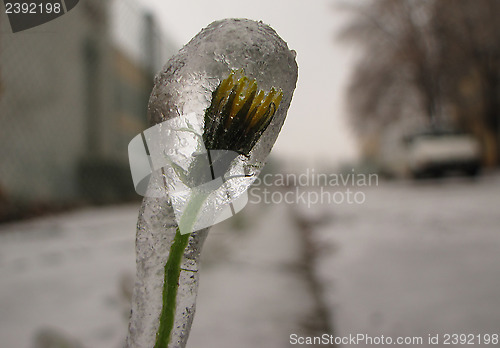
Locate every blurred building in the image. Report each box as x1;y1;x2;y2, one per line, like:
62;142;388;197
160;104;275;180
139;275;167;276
0;0;177;218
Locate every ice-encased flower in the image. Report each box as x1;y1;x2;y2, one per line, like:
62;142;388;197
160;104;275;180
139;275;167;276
203;69;283;155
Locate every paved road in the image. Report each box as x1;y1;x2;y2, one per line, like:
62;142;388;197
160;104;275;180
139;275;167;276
313;173;500;347
0;206;138;348
0;173;498;348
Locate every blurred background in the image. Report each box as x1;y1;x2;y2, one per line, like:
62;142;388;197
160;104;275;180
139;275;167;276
1;0;499;347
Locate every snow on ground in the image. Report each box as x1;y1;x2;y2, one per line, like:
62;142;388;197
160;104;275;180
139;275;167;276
0;201;315;348
189;203;315;348
312;173;500;347
0;205;139;348
1;173;499;348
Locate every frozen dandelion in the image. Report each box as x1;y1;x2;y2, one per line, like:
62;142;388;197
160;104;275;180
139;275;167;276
127;18;298;348
203;69;283;155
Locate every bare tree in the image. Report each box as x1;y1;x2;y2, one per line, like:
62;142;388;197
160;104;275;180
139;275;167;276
340;0;440;133
341;0;500;164
432;0;500;164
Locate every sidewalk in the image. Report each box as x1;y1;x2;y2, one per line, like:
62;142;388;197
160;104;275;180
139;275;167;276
190;203;316;348
0;202;317;348
0;205;138;348
1;175;499;348
312;175;500;347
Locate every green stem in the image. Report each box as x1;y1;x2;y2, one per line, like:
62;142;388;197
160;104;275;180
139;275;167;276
154;227;190;348
154;190;210;348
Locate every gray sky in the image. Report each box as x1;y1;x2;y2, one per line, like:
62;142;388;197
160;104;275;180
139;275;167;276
137;0;359;168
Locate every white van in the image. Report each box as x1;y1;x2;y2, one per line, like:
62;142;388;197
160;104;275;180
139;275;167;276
405;130;481;178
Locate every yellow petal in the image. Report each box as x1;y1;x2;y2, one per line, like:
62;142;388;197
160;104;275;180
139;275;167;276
250;88;277;127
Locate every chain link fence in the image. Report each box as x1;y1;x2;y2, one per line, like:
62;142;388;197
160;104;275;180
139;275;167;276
0;0;177;222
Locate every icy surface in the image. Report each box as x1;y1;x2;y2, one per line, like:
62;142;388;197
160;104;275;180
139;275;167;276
0;205;139;348
140;18;298;234
127;18;298;348
131;113;255;233
1;175;500;347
